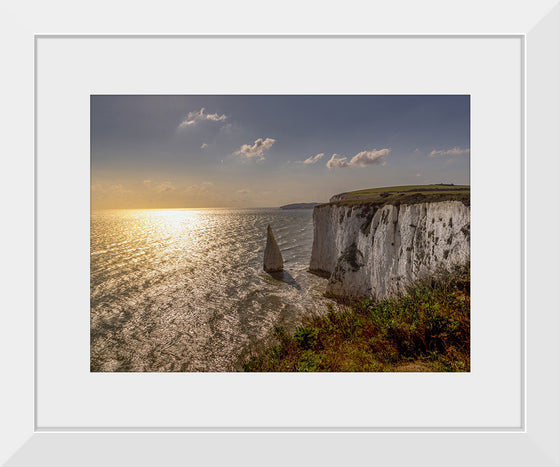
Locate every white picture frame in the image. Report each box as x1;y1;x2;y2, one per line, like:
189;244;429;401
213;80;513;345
2;1;559;465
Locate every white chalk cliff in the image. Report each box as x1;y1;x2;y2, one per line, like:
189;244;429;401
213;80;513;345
309;200;470;299
264;224;284;273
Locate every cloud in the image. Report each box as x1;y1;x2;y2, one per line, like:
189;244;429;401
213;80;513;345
155;181;176;193
234;137;275;160
178;108;227;129
200;143;208;149
143;179;152;186
186;181;214;193
348;149;389;167
237;189;250;195
429;147;470;157
326;154;349;168
91;183;131;194
297;153;325;164
326;149;390;169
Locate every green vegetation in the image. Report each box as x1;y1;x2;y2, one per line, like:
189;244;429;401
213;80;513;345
324;184;470;208
242;264;470;372
279;202;321;210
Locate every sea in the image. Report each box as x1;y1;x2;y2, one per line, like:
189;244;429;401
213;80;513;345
90;208;332;372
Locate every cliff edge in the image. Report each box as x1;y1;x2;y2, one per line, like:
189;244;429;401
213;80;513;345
310;185;470;299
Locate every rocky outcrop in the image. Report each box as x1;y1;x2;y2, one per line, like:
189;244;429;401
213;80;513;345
264;224;283;273
309;201;470;299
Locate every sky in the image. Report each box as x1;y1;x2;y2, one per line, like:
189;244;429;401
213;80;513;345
91;95;470;209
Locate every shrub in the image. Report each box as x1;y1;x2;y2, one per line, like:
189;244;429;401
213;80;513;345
294;326;319;350
242;264;470;372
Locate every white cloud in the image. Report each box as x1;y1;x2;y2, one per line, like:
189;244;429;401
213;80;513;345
178;108;227;129
348;149;389;167
143;179;152;186
429;147;470;157
326;154;349;168
234;137;275;160
237;189;250;194
200;143;208;149
297;153;325;164
326;148;390;169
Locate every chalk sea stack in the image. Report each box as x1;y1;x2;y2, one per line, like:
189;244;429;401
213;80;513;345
263;224;283;273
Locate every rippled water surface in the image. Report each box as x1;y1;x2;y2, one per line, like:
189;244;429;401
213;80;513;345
90;208;330;371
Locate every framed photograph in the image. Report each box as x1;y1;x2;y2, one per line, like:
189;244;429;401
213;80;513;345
89;93;472;375
2;2;559;465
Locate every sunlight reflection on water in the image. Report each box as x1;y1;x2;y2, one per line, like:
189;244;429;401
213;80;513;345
90;208;330;371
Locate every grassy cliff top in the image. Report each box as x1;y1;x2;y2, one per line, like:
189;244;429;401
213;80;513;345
279;202;321;210
322;184;470;208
